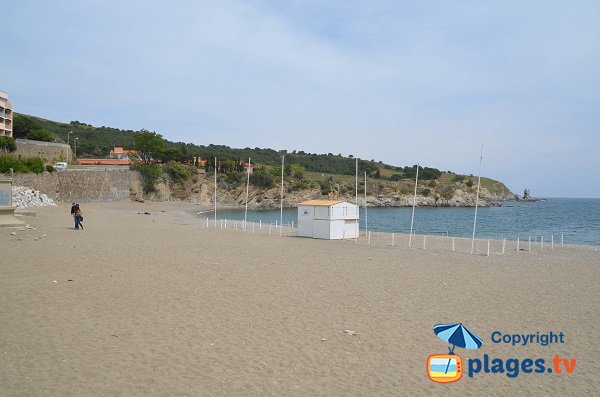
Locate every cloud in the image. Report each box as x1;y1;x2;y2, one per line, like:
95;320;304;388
3;0;599;196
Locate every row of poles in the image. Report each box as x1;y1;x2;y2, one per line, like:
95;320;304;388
211;144;515;256
363;231;564;255
214;155;285;237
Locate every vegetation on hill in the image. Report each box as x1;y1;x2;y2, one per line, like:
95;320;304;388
13;113;443;179
11;113;514;202
0;155;45;174
0;136;17;152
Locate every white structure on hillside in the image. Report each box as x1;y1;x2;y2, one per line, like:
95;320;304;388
297;200;359;240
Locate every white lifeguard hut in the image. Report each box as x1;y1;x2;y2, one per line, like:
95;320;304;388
297;200;359;240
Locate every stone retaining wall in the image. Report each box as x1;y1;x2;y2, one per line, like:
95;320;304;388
12;169;142;203
13;139;73;163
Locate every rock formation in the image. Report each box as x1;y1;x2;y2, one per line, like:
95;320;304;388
12;186;56;209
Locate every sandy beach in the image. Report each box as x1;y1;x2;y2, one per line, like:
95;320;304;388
1;201;599;396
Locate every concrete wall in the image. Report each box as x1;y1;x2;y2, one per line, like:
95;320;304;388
13;139;72;163
12;169;142;203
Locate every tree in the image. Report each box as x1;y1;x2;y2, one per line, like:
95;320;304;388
132;129;166;164
0;136;16;152
26;129;54;142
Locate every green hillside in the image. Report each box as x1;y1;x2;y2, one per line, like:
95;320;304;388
11;113;513;199
13;113;440;177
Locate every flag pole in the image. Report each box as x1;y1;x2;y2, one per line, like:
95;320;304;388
409;163;419;247
244;157;251;228
214;156;217;227
280;155;284;237
471;144;484;254
355;157;359;240
364;171;368;236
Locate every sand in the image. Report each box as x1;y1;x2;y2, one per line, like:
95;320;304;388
1;202;599;396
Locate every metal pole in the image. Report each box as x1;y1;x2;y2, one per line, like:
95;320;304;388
502;239;506;255
471;144;484;254
561;233;564;247
487;240;490;257
244;157;250;226
409;163;419;247
392;233;395;247
368;231;371;245
355;157;359;242
214;157;217;226
244;157;250;228
452;237;455;252
551;234;554;250
541;235;544;250
528;235;531;251
517;237;520;251
280;155;284;237
423;235;427;250
364;171;368;237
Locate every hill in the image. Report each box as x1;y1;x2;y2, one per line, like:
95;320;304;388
12;113;515;206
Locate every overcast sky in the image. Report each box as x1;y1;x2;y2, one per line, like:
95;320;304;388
3;0;599;197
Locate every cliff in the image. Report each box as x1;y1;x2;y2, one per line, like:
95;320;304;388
142;171;515;208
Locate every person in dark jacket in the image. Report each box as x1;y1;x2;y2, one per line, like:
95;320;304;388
73;204;83;230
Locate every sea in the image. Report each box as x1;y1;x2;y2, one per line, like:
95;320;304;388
201;198;600;246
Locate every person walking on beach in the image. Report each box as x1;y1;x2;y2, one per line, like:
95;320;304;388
70;202;76;215
73;204;83;230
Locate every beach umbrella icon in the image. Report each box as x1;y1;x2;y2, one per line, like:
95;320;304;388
433;323;483;354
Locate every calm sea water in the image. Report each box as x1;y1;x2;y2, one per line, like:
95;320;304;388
202;198;600;245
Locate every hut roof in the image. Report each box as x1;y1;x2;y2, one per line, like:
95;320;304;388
299;200;347;206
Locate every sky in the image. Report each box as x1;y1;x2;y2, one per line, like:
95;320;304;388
3;0;599;197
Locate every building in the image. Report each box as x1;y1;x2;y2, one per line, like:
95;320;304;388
77;158;131;166
0;91;13;137
241;161;254;174
297;200;359;240
109;147;139;160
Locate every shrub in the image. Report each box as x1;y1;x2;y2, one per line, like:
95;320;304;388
45;165;55;173
288;179;312;192
0;155;27;173
390;174;403;181
164;161;191;184
421;188;431;197
250;167;274;188
319;180;333;195
132;163;163;194
452;174;466;183
288;164;305;180
26;129;55;142
466;179;474;187
338;184;351;195
224;171;244;188
0;136;16;152
0;155;46;174
440;187;454;200
23;157;45;174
